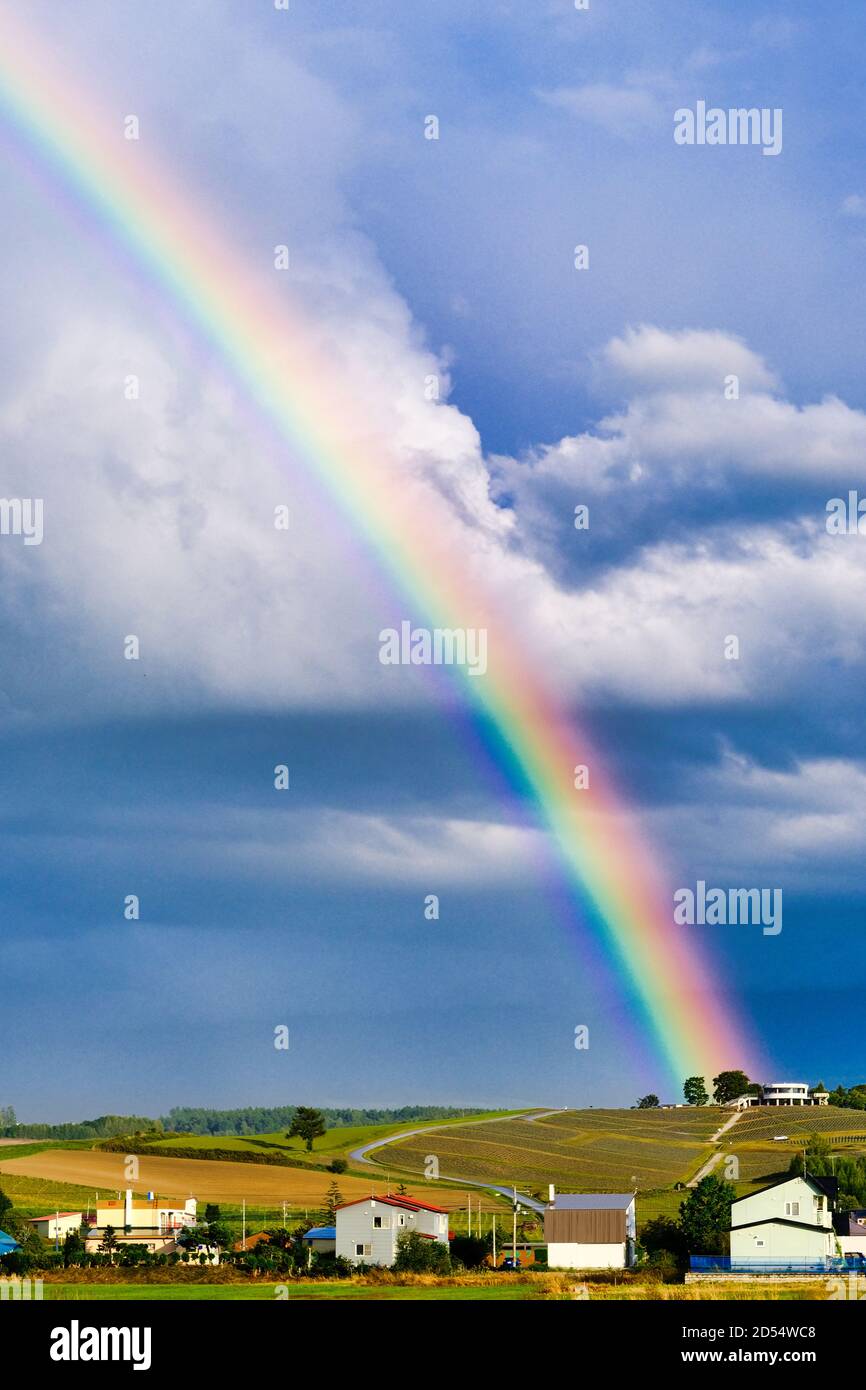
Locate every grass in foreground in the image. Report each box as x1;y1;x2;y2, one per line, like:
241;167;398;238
29;1274;839;1301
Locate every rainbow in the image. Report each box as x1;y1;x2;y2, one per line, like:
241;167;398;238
0;12;764;1086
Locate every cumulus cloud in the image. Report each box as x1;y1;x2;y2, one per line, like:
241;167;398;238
650;749;866;892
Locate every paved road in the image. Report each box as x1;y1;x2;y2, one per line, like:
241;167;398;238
686;1111;742;1186
349;1112;548;1214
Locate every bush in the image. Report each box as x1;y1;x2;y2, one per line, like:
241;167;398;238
393;1230;451;1275
328;1158;348;1174
449;1235;488;1269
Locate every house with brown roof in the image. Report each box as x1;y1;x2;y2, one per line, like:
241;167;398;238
544;1189;636;1270
335;1194;449;1266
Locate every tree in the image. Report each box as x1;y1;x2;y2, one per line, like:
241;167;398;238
329;1158;348;1174
208;1222;232;1251
641;1215;688;1264
322;1181;344;1224
0;1186;12;1227
287;1106;326;1152
393;1229;451;1274
636;1094;660;1109
62;1229;85;1267
204;1203;221;1224
99;1225;118;1259
712;1071;750;1104
678;1174;736;1256
683;1076;709;1107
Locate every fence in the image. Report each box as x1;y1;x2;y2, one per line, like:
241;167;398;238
690;1255;865;1274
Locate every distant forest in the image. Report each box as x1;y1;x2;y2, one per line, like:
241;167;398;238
0;1104;489;1140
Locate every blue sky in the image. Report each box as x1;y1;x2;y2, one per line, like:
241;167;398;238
1;0;865;1121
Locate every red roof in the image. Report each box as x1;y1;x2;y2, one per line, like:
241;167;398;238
31;1212;82;1222
335;1195;448;1215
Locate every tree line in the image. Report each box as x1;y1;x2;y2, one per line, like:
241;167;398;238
1;1103;489;1140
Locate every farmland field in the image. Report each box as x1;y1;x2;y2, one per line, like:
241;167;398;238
729;1106;866;1145
377;1109;721;1191
0;1148;476;1212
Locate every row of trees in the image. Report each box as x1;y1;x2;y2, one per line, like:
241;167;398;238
638;1074;866;1110
1;1102;490;1142
789;1133;866;1208
637;1071;833;1109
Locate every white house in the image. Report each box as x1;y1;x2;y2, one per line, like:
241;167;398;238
84;1190;198;1256
29;1212;84;1241
834;1209;866;1262
335;1195;449;1266
544;1190;636;1270
728;1082;829;1109
730;1174;838;1265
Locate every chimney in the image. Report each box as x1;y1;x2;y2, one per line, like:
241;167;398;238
548;1184;555;1204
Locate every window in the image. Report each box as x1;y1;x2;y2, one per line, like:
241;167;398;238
398;1214;406;1226
355;1244;364;1256
785;1201;799;1216
755;1239;765;1247
355;1243;372;1257
373;1217;382;1228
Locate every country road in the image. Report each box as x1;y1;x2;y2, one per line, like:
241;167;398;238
349;1112;548;1214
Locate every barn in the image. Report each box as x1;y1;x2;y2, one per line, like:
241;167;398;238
544;1191;636;1270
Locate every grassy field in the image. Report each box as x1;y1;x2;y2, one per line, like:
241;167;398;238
378;1109;721;1192
24;1275;839;1301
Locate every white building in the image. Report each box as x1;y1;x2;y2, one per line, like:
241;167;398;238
728;1082;830;1109
335;1195;449;1267
834;1210;866;1262
544;1190;636;1270
30;1212;84;1241
84;1190;198;1255
730;1174;837;1264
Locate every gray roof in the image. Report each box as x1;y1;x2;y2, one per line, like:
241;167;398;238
550;1193;634;1210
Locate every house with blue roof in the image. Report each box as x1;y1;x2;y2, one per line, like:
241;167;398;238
302;1225;336;1254
0;1230;21;1257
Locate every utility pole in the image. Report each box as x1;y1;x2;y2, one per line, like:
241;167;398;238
492;1212;496;1266
242;1199;246;1250
512;1187;518;1267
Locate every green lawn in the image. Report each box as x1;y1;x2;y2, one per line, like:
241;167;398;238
39;1281;548;1301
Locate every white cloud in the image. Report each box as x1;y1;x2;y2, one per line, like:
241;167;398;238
651;751;866;892
540;83;663;138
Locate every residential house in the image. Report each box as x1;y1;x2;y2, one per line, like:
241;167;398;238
729;1174;838;1265
0;1230;20;1257
335;1195;449;1267
302;1225;336;1255
30;1212;85;1241
544;1189;636;1270
728;1083;830;1109
833;1209;866;1262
